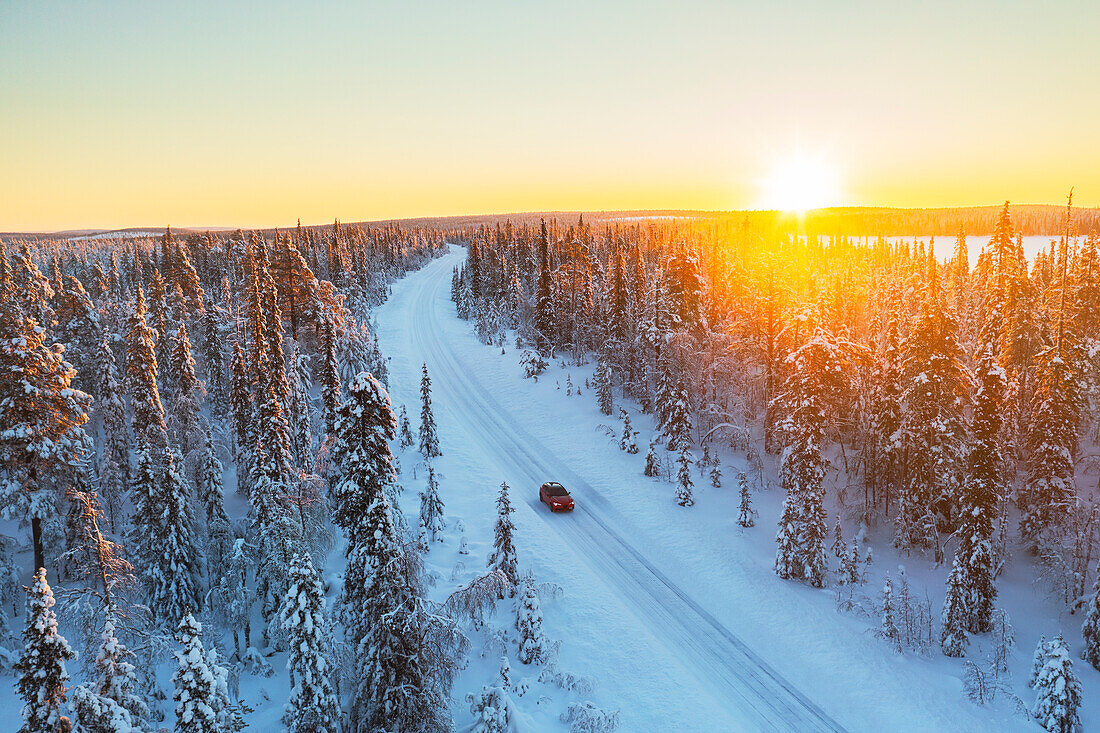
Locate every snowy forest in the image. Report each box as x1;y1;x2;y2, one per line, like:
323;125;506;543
2;203;1100;732
450;202;1100;732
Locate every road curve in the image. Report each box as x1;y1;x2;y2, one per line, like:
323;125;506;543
403;248;847;733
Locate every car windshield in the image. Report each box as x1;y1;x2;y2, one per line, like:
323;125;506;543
544;485;569;497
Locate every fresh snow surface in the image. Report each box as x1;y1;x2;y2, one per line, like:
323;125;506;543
373;246;1064;732
2;243;1095;732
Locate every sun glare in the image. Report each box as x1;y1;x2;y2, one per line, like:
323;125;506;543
758;154;840;213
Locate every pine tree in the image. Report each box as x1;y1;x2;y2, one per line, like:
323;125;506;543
619;409;638;453
419;363;442;458
675;448;694;507
515;578;544;664
940;556;969;657
737;472;755;528
172;614;236;733
488;482;518;596
0;282;92;573
1031;635;1082;733
280;554;340;733
16;569;76;733
419;464;446;543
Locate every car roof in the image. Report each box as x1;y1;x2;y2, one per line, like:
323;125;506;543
542;481;564;488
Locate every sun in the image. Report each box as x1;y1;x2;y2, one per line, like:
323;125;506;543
758;153;840;213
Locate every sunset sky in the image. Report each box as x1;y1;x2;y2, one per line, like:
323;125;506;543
3;1;1098;231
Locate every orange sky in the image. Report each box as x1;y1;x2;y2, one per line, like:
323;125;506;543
3;1;1098;231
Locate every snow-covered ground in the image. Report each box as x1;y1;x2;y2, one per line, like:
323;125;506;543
2;242;1093;732
373;246;1069;731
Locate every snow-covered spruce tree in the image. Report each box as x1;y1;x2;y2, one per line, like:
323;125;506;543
419;363;442;458
419;464;446;543
89;604;149;727
619;409;638;453
662;377;693;452
879;575;902;653
146;446;203;627
643;438;660;477
831;516;845;562
70;685;135;733
773;332;848;588
534;220;554;354
346;486;404;729
488;482;518;596
595;357;613;416
71;603;149;733
0;278;92;573
198;300;227;413
318;314;341;440
93;333;129;532
280;554;340;733
1030;635;1051;688
16;569;76;733
332;372;404;726
286;344;314;470
168;323;204;457
675;448;694;507
896;267;969;553
948;344;1001;633
1020;341;1083;552
125;287;169;450
737;472;755;528
194;432;231;575
1031;635;1082;733
211;538;254;658
1083;565;1100;671
940;556;969;657
247;300;302;638
228;339;251;460
172;614;239;733
468;684;512;733
332;371;398;540
867;313;903;518
398;405;414;450
515;578;545;664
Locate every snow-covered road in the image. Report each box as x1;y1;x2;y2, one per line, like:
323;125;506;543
387;247;846;731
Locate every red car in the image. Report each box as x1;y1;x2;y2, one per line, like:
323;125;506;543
539;482;574;512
